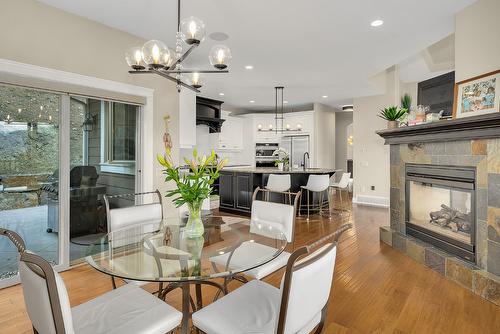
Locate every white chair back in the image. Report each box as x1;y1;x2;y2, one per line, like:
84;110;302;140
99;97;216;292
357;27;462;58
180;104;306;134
338;172;351;189
250;200;295;242
266;174;291;193
280;244;337;334
304;174;330;192
19;255;75;334
108;203;162;231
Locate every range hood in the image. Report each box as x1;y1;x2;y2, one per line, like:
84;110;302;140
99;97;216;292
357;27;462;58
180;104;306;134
196;96;225;133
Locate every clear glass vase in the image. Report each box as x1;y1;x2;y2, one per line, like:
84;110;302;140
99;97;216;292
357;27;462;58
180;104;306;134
184;200;205;237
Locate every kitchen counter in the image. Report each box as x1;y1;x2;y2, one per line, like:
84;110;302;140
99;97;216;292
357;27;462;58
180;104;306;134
222;167;337;174
218;167;337;215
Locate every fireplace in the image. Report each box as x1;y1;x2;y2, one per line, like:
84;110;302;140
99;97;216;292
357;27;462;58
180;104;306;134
405;164;476;263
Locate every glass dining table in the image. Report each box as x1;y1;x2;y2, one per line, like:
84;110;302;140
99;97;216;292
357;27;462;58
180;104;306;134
85;215;287;334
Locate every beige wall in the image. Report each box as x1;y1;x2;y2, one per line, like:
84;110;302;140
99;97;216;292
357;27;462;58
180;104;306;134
313;103;335;168
352;67;399;206
0;0;180;215
455;0;500;82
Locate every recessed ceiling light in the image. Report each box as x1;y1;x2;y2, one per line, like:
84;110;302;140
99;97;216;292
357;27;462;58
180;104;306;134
322;95;328;98
370;19;384;27
245;65;253;70
249;100;255;103
209;32;229;41
219;92;225;96
284;100;288;104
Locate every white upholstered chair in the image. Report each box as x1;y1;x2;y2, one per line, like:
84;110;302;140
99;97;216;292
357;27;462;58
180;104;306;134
299;174;331;221
0;228;182;334
329;172;351;212
103;190;163;288
210;188;300;281
193;224;352;334
265;174;292;202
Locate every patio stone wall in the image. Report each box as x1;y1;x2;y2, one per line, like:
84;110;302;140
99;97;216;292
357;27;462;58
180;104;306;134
380;138;500;306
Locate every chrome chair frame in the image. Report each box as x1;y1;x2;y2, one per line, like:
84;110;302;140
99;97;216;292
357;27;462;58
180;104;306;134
103;189;164;290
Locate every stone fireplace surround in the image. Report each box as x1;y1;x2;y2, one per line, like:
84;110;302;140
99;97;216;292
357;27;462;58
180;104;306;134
377;113;500;306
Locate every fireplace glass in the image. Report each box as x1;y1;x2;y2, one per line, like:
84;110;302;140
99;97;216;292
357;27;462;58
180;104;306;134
408;181;472;244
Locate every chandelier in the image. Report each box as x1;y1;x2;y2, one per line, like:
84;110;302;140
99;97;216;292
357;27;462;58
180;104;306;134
256;87;303;133
125;0;231;92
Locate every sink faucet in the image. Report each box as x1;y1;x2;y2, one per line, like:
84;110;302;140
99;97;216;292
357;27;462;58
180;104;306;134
302;152;310;170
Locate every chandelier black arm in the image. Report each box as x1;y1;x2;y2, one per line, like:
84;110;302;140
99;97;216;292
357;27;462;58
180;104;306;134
162;70;229;74
169;44;198;70
128;70;200;92
151;69;201;93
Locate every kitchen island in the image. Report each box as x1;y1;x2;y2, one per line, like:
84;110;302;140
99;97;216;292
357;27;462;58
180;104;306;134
218;167;337;215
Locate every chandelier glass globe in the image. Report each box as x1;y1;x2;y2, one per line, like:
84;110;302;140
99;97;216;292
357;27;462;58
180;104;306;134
180;16;206;45
125;46;145;70
142;40;169;69
209;45;232;70
190;72;204;89
163;47;176;69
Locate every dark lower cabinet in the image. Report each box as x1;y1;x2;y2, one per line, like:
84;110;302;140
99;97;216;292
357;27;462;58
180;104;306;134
219;171;253;214
235;173;252;210
219;171;234;208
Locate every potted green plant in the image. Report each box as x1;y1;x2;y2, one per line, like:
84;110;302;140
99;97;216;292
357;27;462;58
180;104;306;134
273;147;289;171
157;149;227;237
378;106;408;129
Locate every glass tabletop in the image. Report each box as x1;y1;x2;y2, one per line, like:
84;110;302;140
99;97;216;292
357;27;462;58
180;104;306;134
85;216;287;282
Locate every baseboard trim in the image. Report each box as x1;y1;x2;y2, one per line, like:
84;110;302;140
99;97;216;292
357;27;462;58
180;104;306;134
352;195;389;208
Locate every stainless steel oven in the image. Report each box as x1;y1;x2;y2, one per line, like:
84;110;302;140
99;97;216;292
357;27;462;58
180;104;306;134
255;142;278;167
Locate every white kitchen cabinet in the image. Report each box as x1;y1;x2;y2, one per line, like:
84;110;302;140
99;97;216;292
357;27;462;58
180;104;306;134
217;112;243;151
179;89;196;148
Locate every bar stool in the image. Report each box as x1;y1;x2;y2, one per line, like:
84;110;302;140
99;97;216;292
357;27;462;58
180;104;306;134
300;174;330;221
330;172;351;213
265;174;291;203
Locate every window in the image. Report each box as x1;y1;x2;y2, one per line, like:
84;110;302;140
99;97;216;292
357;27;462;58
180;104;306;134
110;102;137;161
100;101;139;175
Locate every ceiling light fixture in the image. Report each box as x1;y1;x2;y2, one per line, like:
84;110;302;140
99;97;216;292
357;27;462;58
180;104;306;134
322;95;328;98
219;92;225;96
249;100;255;103
342;104;354;112
125;0;231;93
370;19;384;27
245;65;253;70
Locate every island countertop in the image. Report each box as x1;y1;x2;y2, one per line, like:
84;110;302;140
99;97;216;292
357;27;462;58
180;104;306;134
221;166;338;174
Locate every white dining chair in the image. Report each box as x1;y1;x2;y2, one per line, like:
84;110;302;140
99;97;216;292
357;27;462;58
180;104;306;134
265;174;292;202
210;188;300;284
0;228;182;334
103;190;163;288
329;172;351;212
193;224;352;334
299;174;331;221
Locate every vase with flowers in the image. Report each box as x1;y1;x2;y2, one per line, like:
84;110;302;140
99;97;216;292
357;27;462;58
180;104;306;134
273;147;289;171
157;149;227;237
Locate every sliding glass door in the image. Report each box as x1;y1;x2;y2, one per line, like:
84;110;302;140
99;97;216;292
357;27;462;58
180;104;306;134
68;97;138;264
0;83;142;283
0;84;61;281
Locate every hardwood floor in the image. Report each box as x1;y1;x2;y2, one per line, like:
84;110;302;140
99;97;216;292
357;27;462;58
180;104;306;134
1;203;499;333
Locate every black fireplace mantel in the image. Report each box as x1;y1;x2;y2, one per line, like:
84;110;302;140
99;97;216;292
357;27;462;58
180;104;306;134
376;113;500;145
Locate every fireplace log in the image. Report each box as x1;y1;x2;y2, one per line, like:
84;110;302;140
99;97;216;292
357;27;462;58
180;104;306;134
429;204;471;233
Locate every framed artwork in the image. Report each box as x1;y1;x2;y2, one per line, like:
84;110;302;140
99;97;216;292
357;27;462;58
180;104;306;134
453;69;500;118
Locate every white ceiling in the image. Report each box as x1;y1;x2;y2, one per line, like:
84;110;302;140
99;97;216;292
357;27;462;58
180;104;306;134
36;0;474;111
